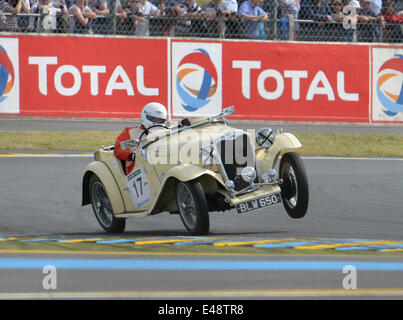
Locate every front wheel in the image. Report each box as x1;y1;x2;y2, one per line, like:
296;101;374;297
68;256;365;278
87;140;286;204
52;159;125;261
279;152;309;219
89;175;126;233
176;180;210;235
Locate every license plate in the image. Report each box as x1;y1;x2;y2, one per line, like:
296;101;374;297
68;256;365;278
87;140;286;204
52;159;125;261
236;193;282;213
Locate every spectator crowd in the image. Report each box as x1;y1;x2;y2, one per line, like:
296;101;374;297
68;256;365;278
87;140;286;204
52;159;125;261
0;0;401;42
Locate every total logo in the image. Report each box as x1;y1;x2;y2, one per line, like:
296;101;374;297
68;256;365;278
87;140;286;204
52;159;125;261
172;42;222;117
176;48;218;112
376;54;403;117
0;39;19;114
0;44;15;103
372;48;403;122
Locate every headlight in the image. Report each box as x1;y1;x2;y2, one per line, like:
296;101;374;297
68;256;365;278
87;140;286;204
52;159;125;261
241;166;257;183
199;144;214;166
225;180;235;190
262;169;276;183
256;128;275;148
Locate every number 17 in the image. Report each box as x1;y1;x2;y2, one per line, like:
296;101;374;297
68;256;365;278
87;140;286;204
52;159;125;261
133;176;143;197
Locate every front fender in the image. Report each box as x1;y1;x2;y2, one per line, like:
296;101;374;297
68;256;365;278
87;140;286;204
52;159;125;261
165;164;223;184
256;132;302;173
82;161;126;215
149;164;224;214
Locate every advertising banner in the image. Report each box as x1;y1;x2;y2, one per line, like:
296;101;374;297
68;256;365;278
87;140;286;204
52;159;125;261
371;46;403;124
18;35;168;118
221;41;369;122
2;34;399;124
171;40;222;117
0;37;19;114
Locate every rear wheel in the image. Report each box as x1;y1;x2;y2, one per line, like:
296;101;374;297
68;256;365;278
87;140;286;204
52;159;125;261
89;175;126;233
279;152;309;219
176;180;210;235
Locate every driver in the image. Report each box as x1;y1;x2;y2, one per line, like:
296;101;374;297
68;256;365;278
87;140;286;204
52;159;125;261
114;102;168;175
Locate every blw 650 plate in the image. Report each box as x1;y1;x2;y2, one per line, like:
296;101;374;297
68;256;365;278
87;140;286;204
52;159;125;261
236;193;282;213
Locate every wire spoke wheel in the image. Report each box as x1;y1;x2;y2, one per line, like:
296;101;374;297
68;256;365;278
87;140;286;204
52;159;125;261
89;175;126;233
280;152;309;219
92;181;114;228
177;183;197;229
281;164;298;208
176;180;209;235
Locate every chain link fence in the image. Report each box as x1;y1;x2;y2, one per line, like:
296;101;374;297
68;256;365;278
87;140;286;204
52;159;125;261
1;0;402;43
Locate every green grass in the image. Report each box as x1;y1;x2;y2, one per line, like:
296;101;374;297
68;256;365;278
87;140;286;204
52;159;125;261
0;131;118;152
297;133;403;158
0;131;403;158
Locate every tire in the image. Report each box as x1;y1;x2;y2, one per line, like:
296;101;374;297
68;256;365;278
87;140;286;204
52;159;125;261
176;180;210;235
279;152;309;219
89;175;126;233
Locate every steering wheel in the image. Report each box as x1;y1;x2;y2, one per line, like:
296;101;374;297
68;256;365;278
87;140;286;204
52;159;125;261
138;124;169;142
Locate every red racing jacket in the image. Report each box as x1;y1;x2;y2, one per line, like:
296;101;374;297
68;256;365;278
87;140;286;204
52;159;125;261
113;125;146;175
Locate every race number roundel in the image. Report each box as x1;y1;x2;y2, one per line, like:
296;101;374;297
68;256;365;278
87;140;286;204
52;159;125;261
126;168;151;208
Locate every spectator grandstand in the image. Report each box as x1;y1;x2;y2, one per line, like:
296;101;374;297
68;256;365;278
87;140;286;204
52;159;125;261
0;0;401;42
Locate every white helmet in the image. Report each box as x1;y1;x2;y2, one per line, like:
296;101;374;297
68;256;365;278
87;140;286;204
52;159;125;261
140;102;168;129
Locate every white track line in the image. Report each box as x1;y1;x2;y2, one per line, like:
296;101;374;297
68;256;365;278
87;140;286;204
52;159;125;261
1;288;403;299
0;153;92;158
303;156;403;161
1;153;403;161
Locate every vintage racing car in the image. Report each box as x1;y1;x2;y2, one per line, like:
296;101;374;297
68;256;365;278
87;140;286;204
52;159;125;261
81;106;309;235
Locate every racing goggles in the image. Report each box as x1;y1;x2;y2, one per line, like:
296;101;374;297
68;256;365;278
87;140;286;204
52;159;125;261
146;115;165;124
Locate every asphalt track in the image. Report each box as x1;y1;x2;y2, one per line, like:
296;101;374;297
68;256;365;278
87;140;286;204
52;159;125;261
1;156;403;240
1;118;403;300
2;253;403;300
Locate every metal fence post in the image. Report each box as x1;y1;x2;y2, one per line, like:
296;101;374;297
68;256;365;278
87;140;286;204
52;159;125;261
219;15;226;39
271;0;278;40
288;14;295;41
110;0;117;34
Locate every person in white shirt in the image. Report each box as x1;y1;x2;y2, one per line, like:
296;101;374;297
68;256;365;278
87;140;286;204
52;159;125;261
370;0;382;15
134;0;159;36
28;0;66;31
367;0;383;42
223;0;237;12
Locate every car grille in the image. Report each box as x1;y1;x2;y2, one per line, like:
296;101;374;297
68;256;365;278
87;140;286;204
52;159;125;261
216;133;256;191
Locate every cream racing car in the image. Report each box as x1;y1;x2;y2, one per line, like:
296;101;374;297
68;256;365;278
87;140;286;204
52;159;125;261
82;106;309;235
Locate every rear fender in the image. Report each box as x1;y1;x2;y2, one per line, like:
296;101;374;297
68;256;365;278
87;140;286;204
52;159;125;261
82;161;126;215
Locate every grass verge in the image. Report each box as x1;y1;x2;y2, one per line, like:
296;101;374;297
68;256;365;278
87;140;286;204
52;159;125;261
0;131;403;158
298;133;403;158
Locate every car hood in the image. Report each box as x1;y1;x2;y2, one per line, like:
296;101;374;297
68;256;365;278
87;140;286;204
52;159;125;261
142;122;249;165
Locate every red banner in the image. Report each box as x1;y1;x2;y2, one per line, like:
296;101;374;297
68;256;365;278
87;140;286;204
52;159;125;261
222;41;369;122
19;35;168;118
